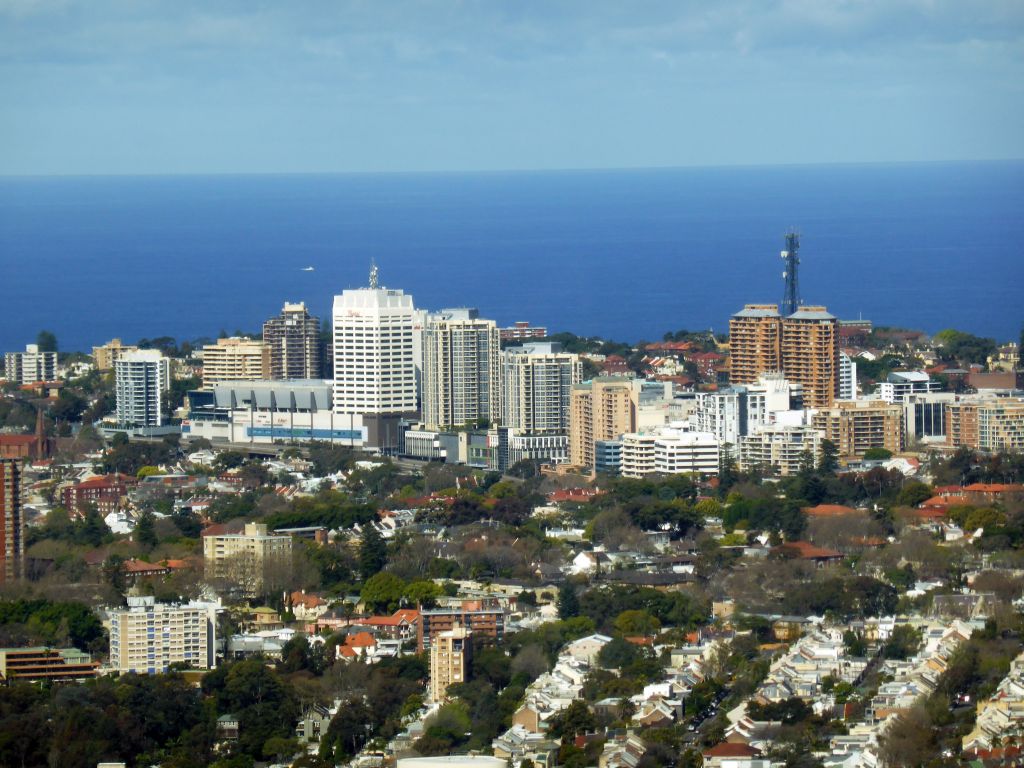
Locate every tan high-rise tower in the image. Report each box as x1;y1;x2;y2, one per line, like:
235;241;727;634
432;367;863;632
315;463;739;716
729;304;838;408
728;305;781;385
780;307;839;409
429;624;472;703
569;378;638;469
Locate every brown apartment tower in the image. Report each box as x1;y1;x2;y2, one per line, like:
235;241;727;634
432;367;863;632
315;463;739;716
0;459;24;582
729;304;839;408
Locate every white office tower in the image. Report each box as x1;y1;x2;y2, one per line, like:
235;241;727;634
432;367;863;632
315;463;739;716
422;309;501;430
115;350;170;427
839;352;858;401
332;266;418;417
501;342;582;434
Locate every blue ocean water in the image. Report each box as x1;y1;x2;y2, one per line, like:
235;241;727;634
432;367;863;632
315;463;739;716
0;162;1021;353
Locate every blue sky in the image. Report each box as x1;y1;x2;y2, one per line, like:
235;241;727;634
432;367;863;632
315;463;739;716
2;0;1022;174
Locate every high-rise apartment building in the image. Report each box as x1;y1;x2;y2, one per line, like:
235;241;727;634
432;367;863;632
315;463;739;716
108;595;217;674
201;338;271;388
779;307;839;409
115;350;170;427
429;624;472;703
422;309;501;430
93;338;140;371
0;459;24;582
499;321;548;342
332;271;418;419
501;342;581;435
728;306;781;385
262;302;322;380
3;344;57;385
811;400;905;459
569;378;638;469
728;304;838;408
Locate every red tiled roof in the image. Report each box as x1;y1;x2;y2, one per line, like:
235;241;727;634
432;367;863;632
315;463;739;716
776;541;843;560
921;495;970;508
964;483;1024;493
123;559;169;573
0;434;37;446
345;632;376;648
803;504;860;517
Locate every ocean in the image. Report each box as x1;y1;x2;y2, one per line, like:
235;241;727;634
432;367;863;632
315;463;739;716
1;161;1022;354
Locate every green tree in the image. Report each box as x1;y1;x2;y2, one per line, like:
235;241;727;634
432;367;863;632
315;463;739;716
818;439;839;474
557;583;580;621
135;511;159;549
36;330;58;352
360;572;406;614
359;523;387;579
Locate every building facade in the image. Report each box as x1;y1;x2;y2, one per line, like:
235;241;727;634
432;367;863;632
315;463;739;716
418;601;504;652
500;343;581;435
839;352;857;401
811;400;905;459
184;379;369;446
739;424;824;476
3;344;57;385
946;398;1024;452
108;595;217;674
779;306;839;409
115;350;170;427
620;429;719;478
93;338;140;371
422;309;501;430
262;301;322;380
332;278;418;418
728;304;839;408
569;378;638;470
203;523;293;595
499;321;548;342
201;338;271;388
0;459;24;582
429;624;472;703
728;305;781;385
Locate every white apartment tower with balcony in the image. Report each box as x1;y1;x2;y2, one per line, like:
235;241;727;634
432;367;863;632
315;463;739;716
422;309;501;430
115;349;170;427
500;342;582;435
332;265;418;417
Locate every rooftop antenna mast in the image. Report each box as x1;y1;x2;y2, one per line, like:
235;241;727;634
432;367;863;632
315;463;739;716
369;260;379;289
780;230;801;316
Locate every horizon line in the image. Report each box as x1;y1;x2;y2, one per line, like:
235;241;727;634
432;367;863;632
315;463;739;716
1;156;1022;181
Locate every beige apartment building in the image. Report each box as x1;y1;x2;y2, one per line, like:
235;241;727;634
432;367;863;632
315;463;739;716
203;523;292;595
729;304;839;408
811;400;904;459
429;624;472;703
569;377;638;469
201;337;271;388
108;595;217;674
728;305;782;385
947;398;1024;452
93;338;140;371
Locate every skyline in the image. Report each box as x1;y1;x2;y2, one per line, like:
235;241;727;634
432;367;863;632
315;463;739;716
2;1;1023;175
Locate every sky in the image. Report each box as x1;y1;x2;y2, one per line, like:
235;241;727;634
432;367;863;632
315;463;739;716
2;0;1023;175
